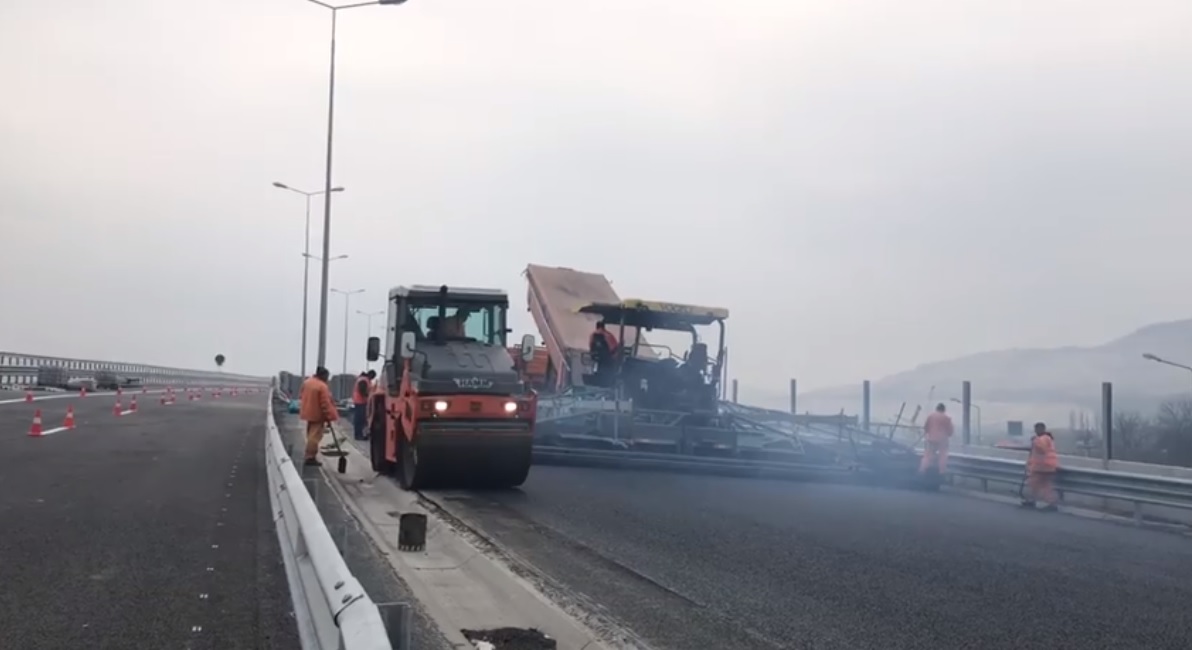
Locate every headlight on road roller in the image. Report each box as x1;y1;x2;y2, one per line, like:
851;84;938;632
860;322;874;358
503;401;518;413
434;400;449;412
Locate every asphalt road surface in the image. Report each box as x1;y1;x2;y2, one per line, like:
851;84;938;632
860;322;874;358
0;389;298;650
429;465;1192;650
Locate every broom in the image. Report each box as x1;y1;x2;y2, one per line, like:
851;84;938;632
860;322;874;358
325;422;349;474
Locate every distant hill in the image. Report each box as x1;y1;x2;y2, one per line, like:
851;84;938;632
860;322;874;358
758;319;1192;435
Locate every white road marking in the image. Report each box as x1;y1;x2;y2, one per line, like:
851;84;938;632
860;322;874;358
38;426;70;436
0;389;168;406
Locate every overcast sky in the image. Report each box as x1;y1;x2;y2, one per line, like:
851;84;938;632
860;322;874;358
1;0;1189;394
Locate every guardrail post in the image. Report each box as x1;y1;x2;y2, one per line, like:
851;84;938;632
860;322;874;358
1101;381;1113;467
861;380;870;432
377;602;413;650
961;381;972;445
789;379;797;415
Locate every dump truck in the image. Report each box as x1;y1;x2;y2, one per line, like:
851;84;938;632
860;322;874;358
365;284;538;490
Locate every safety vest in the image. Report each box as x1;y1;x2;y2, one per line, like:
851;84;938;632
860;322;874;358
352;377;369;405
923;412;954;442
1028;433;1059;473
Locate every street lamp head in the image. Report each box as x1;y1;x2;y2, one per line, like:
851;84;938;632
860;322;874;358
332;254;348;261
1142;353;1160;362
378;0;408;5
330;187;345;193
272;181;289;189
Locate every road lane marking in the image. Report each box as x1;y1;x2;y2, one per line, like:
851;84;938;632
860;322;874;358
0;389;176;406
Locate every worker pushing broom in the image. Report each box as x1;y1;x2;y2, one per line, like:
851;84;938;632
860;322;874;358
299;367;342;469
1020;422;1060;511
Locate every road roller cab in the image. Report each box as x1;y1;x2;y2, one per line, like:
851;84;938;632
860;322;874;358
365;284;538;490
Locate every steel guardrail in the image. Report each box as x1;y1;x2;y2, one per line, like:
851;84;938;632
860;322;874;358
0;350;265;388
947;452;1192;520
265;393;395;650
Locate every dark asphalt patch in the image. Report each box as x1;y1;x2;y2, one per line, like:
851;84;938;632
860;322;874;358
0;394;299;650
462;627;557;650
430;464;1192;650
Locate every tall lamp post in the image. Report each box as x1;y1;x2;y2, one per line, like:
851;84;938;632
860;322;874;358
272;181;343;377
950;397;982;443
1142;353;1192;384
305;0;407;370
332;288;365;376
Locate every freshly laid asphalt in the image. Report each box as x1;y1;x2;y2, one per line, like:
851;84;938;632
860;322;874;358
428;464;1192;650
0;389;299;650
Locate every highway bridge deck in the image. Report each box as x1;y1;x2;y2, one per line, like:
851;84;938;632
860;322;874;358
426;464;1192;650
0;390;298;649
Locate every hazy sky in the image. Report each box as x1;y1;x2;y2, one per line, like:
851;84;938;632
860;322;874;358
1;0;1189;394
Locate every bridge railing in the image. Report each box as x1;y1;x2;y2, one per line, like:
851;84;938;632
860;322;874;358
0;350;265;388
265;392;398;650
946;445;1192;525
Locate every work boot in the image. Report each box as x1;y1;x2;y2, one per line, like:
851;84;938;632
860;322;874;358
304;458;321;467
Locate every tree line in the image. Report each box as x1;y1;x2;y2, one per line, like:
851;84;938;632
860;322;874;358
1078;399;1192;467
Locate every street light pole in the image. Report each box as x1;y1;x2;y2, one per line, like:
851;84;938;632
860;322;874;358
951;397;982;443
272;182;343;377
1142;353;1192;387
332;288;365;376
306;0;405;370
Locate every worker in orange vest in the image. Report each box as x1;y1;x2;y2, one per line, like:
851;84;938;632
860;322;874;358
919;402;954;475
1022;422;1060;511
299;367;339;466
589;321;619;375
351;370;375;441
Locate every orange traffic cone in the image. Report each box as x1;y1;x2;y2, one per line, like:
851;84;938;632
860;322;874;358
28;409;43;437
64;407;75;430
80;386;88;397
25;390;33;403
117;387;123;397
130;396;138;412
114;399;122;416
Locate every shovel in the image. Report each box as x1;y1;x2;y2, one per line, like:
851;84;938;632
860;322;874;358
325;422;349;474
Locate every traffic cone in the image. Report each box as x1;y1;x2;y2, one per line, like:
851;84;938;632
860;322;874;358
114;399;122;416
25;390;33;403
28;409;43;437
64;407;75;430
117;387;123;397
142;386;147;394
130;396;138;412
80;386;88;397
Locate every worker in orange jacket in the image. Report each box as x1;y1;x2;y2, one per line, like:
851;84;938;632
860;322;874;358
299;367;339;467
351;370;376;441
919;403;954;475
1022;422;1059;511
